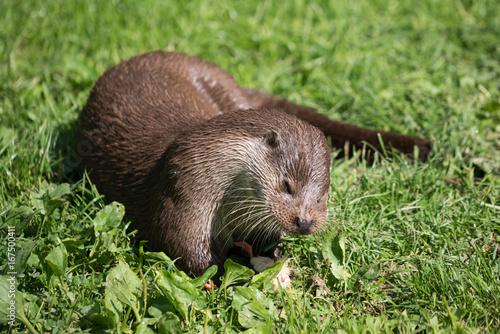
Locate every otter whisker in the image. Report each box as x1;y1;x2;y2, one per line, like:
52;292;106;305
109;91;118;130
251;220;281;255
213;204;266;241
238;211;278;252
234;209;270;240
217;201;269;250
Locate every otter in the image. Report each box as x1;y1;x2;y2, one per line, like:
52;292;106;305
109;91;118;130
77;51;431;282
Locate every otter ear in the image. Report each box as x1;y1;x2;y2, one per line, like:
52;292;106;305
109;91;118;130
264;130;279;148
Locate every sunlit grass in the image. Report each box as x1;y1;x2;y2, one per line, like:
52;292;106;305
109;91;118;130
1;0;499;332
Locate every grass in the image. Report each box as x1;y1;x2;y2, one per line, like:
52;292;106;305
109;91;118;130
1;0;499;332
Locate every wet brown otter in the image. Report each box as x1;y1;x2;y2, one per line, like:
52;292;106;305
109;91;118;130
77;51;431;282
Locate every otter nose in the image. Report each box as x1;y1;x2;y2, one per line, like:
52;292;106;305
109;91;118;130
294;217;313;233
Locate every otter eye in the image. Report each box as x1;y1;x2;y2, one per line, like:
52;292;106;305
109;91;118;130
284;180;292;195
317;194;325;203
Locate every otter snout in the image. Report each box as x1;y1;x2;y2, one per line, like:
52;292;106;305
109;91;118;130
294;217;314;234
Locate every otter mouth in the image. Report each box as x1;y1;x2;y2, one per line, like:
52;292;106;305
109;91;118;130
231;228;286;261
216;173;290;260
231;236;284;265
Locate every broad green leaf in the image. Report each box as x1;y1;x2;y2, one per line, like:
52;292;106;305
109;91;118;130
0;275;19;324
31;182;71;216
144;251;175;267
157;312;182;334
219;259;254;290
104;292;122;325
6;240;37;276
48;183;71;199
134;323;156;334
148;295;176;321
155;270;200;320
87;313;116;330
0;224;37;276
352;265;381;292
104;262;143;325
330;261;350;282
324;231;345;263
45;244;68;276
250;260;286;290
0;206;34;234
322;231;350;281
148;305;164;321
230;286;277;328
105;262;142;308
241;322;274;334
191;265;217;289
93;202;125;234
0;276;37;332
428;315;439;332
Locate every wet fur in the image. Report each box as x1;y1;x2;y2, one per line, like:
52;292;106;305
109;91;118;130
77;51;431;282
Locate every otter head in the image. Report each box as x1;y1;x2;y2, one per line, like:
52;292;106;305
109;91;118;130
258;120;332;236
217;110;332;253
163;109;332;259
